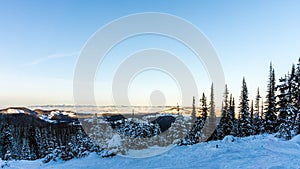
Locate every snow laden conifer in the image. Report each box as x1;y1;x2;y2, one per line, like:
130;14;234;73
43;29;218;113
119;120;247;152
276;66;297;139
0;122;13;160
170;114;188;145
227;94;236;135
264;63;277;133
218;85;230;139
199;93;209;141
209;85;230;140
180;94;208;145
293;59;300;134
238;77;252;137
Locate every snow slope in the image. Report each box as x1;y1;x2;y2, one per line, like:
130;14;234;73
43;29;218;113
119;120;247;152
1;134;300;169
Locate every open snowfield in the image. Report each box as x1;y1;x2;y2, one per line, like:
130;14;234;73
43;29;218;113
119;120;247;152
1;134;300;169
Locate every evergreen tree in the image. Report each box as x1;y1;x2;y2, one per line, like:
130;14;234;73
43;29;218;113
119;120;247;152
219;85;229;138
277;106;295;140
199;93;209;141
227;95;236;135
255;88;261;116
293;59;300;134
191;96;196;122
200;93;208;119
0;122;13;160
238;77;252;137
170;114;188;144
229;96;236;124
264;63;277;133
181;93;208;145
28;122;39;159
211;85;230;140
253;88;262;134
223;84;230;112
250;100;254;126
276;66;297;139
206;83;216;136
260;99;266;133
277;74;289;125
21;139;31;160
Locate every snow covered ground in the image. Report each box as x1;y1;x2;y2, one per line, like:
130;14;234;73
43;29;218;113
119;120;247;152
1;134;300;169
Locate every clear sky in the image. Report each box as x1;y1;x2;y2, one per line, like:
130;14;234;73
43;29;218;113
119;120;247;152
1;0;300;108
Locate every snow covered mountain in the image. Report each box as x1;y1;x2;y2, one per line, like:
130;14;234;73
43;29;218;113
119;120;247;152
0;107;78;124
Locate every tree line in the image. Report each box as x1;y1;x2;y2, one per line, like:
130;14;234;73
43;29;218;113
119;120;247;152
0;114;112;162
182;58;300;145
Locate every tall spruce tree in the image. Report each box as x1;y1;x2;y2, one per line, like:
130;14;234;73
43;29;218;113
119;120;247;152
255;88;261;116
181;93;207;145
207;83;216;135
215;85;230;139
253;88;262;134
250;100;254;126
227;94;236;135
207;84;229;141
293;59;300;134
223;85;230;112
277;66;296;139
200;93;208;119
199;93;209;141
264;63;277;133
0;122;13;160
191;96;196;122
238;77;252;137
277;74;289;125
230;96;236;123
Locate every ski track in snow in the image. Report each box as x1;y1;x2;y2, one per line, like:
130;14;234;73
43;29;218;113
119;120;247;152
1;134;300;169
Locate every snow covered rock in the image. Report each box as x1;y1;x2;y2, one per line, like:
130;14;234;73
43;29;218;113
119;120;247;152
222;135;236;143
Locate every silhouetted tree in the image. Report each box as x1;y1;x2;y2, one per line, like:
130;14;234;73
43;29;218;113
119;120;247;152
207;83;216;136
264;63;277;133
191;96;196;122
238;78;252;137
253;88;262;134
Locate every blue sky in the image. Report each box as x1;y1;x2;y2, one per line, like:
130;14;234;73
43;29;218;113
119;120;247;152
1;1;300;107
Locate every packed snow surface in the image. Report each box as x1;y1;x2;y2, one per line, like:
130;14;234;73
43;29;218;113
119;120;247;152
1;134;300;169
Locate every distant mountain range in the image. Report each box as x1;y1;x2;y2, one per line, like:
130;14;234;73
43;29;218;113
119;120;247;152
0;107;78;125
0;107;177;132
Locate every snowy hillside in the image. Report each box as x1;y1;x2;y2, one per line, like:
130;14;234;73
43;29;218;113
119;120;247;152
2;134;300;169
